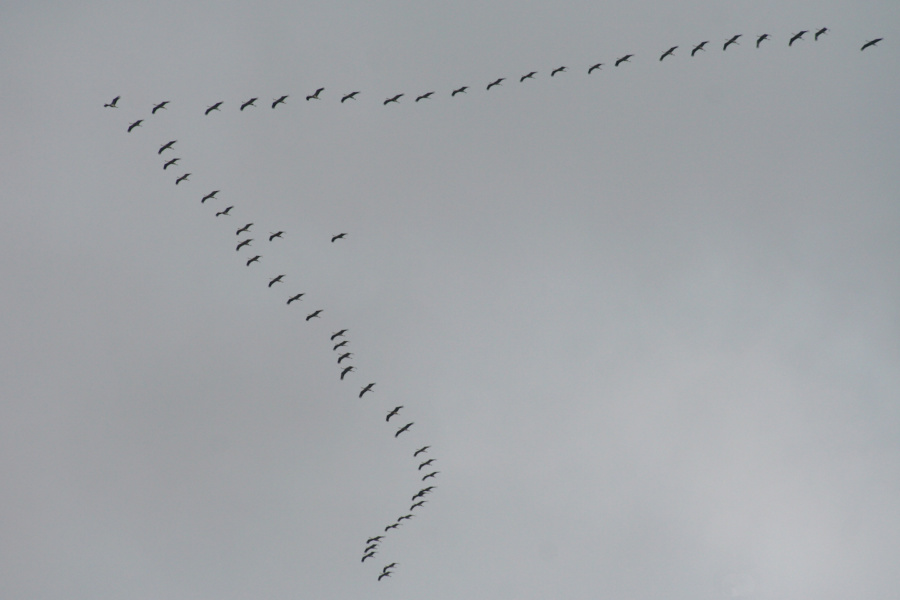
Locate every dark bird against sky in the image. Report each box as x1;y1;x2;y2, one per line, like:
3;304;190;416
272;95;288;108
205;102;222;115
151;101;169;114
158;140;176;154
216;206;233;216
201;190;219;203
359;383;375;398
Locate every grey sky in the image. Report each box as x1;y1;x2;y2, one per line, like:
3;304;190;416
2;1;898;598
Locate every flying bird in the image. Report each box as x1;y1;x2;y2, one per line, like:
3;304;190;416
235;239;252;251
364;544;378;553
395;422;413;437
486;78;504;90
359;383;375;398
588;62;604;73
152;101;169;114
397;514;414;521
246;255;261;266
330;329;348;340
814;27;828;40
723;34;741;50
615;54;633;66
341;91;360;102
306;88;324;100
127;120;142;132
659;46;677;61
789;31;808;46
272;95;288;108
201;190;220;203
418;458;435;470
413;446;430;457
861;38;883;51
366;536;383;544
362;552;375;562
415;91;434;101
287;293;304;305
384;524;399;532
421;471;439;481
377;572;391;581
306;309;323;321
384;94;403;105
340;365;355;380
410;501;426;510
386;406;403;421
421;486;436;494
240;98;257;110
158;140;176;154
383;563;398;571
268;231;284;241
331;233;347;242
163;158;179;170
520;71;537;81
235;223;252;235
451;86;468;96
756;33;770;47
216;206;233;217
333;340;349;351
550;66;567;76
268;275;285;287
175;173;190;185
337;352;352;363
205;102;223;115
104;96;120;108
691;41;709;56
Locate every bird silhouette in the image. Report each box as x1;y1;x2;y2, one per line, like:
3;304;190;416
486;78;504;90
413;446;430;457
814;27;828;40
158;140;176;154
246;255;261;266
383;562;398;571
386;406;403;421
384;94;404;105
272;95;288;108
341;91;360;103
395;422;413;437
287;293;304;305
659;46;677;61
152;101;169;114
205;102;223;115
268;275;285;287
340;365;355;380
362;552;375;562
216;206;233;217
235;223;252;235
201;190;220;203
163;158;180;170
377;572;391;581
410;500;426;510
306;88;324;100
421;471;439;481
333;340;349;351
330;329;348;340
175;173;190;185
789;31;808;46
235;239;252;251
588;62;604;73
364;544;378;553
331;233;347;242
861;38;883;51
104;96;120;108
306;309;323;321
416;91;434;101
337;352;353;364
240;98;258;111
268;231;284;241
615;54;633;66
397;514;414;521
691;41;709;56
520;71;537;81
359;383;375;398
418;458;435;470
420;486;436;494
366;536;383;544
127;120;142;132
550;66;567;76
756;34;770;47
723;34;741;50
384;524;399;532
451;86;468;96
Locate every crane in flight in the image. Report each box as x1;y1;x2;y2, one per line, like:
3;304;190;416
659;46;677;61
723;34;741;50
104;96;120;108
306;309;323;321
486;78;504;90
341;91;360;102
360;383;375;398
413;446;430;457
451;86;468;96
163;158;179;170
588;62;603;73
127;119;142;132
268;274;285;287
268;231;284;241
421;471;439;481
337;352;352;364
418;458;435;470
152;101;169;114
691;41;708;56
756;34;770;47
550;66;567;76
815;27;828;40
384;94;404;105
216;206;233;217
366;536;383;544
331;232;347;242
205;102;223;115
340;365;355;380
520;71;537;81
615;54;633;66
202;190;220;203
272;95;288;108
362;552;375;563
386;406;403;421
410;500;426;510
306;88;324;100
377;572;391;581
235;223;252;235
287;293;304;305
240;98;257;110
861;38;883;51
333;340;349;351
175;173;190;185
789;31;808;46
235;239;252;251
384;524;399;532
158;140;176;154
416;91;434;101
395;422;413;437
330;329;348;340
246;255;261;266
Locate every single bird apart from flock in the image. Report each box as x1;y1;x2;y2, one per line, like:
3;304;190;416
216;206;233;217
359;383;375;398
272;95;288;108
306;309;323;321
331;233;347;242
205;102;223;115
202;190;220;203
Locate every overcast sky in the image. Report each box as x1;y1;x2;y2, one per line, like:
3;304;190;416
2;1;898;598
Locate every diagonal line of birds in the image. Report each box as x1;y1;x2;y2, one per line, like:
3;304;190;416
105;26;883;582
